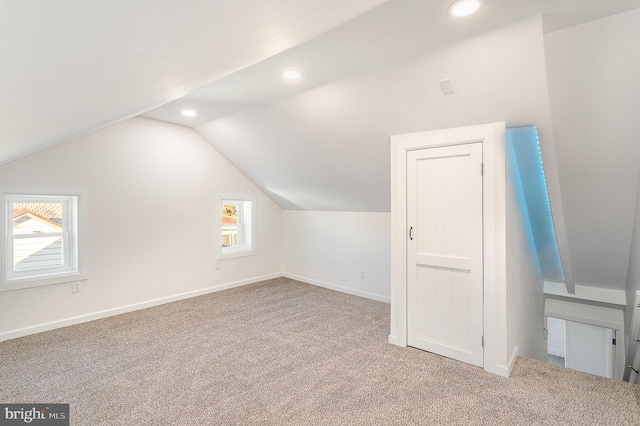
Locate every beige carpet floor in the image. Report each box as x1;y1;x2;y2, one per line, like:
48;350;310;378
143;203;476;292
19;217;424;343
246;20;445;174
1;277;639;425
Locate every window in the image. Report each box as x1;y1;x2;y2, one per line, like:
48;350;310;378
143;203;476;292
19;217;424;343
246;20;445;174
218;195;255;259
4;194;80;286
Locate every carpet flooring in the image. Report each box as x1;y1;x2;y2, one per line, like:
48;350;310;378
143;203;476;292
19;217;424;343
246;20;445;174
1;277;639;425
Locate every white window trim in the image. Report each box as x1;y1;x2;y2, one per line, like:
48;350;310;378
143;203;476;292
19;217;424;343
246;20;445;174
217;194;256;260
1;186;87;292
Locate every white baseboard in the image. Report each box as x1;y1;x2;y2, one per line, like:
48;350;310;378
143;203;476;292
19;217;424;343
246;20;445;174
282;272;390;303
388;334;406;347
506;345;519;376
484;345;518;378
0;273;281;342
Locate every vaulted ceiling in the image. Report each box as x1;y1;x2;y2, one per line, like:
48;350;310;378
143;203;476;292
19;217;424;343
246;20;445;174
2;0;640;292
0;0;388;163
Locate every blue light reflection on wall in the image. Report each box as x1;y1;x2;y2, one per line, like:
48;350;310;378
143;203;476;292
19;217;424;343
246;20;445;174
506;135;541;277
506;126;565;282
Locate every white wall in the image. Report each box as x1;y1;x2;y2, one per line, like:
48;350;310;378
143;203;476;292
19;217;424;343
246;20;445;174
506;140;545;361
282;210;389;302
0;117;283;339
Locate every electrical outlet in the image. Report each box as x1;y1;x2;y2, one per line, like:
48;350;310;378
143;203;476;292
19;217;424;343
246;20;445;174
215;260;220;270
360;270;365;279
71;281;81;293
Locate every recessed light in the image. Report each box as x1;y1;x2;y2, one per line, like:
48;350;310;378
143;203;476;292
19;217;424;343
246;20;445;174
448;0;481;17
282;69;303;81
181;110;197;117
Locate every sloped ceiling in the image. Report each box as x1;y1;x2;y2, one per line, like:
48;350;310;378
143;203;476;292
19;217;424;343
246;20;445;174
3;0;640;293
135;0;640;211
0;0;388;164
544;9;640;290
193;16;556;212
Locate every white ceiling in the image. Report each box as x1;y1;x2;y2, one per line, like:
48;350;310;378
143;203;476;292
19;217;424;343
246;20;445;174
141;0;640;127
0;0;388;164
3;0;640;293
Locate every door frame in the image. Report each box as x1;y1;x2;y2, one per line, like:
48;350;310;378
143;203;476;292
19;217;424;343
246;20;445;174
389;122;511;377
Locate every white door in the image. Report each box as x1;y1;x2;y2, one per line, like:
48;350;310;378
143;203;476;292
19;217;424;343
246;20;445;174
407;143;484;367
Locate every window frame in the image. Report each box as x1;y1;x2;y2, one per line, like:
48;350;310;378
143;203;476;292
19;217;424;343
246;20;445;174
1;188;86;292
217;194;256;260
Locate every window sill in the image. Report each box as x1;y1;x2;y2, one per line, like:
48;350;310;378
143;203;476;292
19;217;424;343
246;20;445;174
218;249;256;260
1;272;87;292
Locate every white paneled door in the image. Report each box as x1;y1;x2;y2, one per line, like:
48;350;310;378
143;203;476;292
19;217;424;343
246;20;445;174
565;321;614;379
407;143;484;367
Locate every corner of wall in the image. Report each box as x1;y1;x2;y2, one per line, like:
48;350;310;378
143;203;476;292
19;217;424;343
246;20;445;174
625;170;640;346
505;132;546;362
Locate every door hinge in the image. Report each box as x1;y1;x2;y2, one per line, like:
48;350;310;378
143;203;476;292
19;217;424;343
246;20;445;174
612;338;616;346
482;336;484;347
480;163;484;175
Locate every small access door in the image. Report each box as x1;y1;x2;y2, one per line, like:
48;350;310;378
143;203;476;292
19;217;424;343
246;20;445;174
406;142;484;367
565;320;615;379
